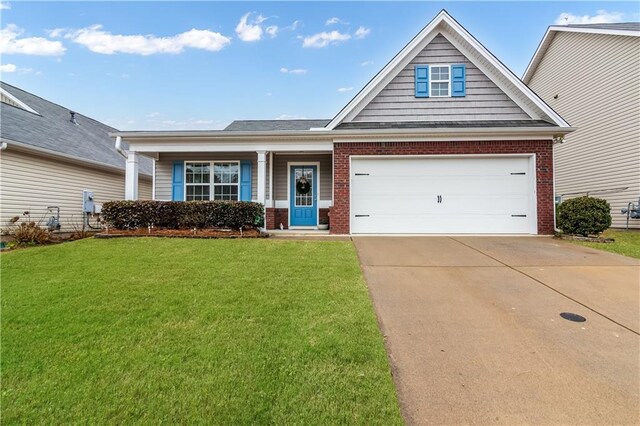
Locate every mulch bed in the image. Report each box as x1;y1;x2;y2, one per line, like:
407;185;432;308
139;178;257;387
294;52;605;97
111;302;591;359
555;234;614;243
95;228;266;239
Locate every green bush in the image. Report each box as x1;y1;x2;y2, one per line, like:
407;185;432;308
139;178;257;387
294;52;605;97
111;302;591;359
557;196;611;236
101;200;264;230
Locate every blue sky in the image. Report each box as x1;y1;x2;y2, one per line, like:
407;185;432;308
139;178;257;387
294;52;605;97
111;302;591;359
1;1;638;130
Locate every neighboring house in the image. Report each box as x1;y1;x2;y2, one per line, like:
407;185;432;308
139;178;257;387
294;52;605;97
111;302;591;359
523;23;640;229
0;82;153;232
113;10;572;235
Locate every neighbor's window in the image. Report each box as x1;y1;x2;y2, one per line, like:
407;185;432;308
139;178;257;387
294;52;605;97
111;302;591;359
213;162;239;201
185;161;239;201
430;66;450;97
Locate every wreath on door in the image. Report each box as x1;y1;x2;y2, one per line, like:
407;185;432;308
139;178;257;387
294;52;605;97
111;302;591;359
296;176;311;195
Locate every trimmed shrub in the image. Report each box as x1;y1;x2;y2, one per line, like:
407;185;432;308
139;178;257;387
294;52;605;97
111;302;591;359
557;196;611;236
101;200;264;230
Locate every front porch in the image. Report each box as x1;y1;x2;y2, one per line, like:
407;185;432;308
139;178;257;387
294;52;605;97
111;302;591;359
122;140;333;231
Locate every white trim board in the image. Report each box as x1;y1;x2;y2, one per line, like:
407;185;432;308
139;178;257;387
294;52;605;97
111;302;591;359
325;9;569;130
1;87;39;115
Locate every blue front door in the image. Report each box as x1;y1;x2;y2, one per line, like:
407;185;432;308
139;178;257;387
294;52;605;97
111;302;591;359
290;165;317;227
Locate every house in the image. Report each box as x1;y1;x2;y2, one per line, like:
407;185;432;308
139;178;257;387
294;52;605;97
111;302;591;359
111;10;572;235
0;82;153;232
523;23;640;229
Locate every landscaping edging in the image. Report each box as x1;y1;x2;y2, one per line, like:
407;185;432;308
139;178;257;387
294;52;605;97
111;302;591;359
95;228;268;239
555;234;614;243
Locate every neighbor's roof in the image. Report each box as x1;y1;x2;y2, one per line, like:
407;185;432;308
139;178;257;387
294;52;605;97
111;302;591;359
523;22;640;83
565;22;640;31
0;82;152;175
225;119;331;131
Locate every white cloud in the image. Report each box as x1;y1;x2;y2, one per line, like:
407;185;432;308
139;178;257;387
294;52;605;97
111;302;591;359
265;25;278;37
360;60;374;66
235;12;265;42
276;114;307;120
354;26;371;39
325;17;348;26
0;63;16;72
52;24;231;55
146;112;160;118
0;24;66;56
302;30;350;48
337;87;353;92
0;2;11;10
555;10;624;25
289;20;301;31
280;67;307;75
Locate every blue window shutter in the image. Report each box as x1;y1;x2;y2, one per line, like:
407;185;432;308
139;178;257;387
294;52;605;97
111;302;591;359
415;65;429;98
240;160;252;201
172;161;184;201
451;64;466;97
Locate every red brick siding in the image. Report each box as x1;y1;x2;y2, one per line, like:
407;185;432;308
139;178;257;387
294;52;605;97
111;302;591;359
265;208;289;229
331;140;554;235
265;207;330;230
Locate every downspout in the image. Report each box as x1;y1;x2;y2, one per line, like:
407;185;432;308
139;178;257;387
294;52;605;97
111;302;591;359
115;136;127;158
0;141;7;151
552;135;564;233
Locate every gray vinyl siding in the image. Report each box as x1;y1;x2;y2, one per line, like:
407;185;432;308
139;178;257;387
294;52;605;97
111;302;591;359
0;149;152;232
527;32;640;228
273;154;332;201
155;152;261;201
351;34;531;123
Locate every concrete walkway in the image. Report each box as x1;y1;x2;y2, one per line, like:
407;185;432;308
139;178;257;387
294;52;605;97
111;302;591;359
354;236;640;425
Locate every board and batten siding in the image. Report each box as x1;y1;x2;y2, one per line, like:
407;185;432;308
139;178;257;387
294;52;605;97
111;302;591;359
351;34;531;123
155;153;263;201
273;154;332;202
527;32;640;228
0;149;152;232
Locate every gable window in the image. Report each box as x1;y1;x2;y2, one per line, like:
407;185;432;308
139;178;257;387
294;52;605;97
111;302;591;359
430;66;450;97
185;161;239;201
414;64;465;98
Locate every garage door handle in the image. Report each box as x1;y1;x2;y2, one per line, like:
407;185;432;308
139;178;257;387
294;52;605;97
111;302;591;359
355;214;370;218
511;214;527;217
355;173;369;176
437;195;442;203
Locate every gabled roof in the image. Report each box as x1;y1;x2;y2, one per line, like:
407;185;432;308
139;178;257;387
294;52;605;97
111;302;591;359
325;9;570;130
225;119;330;131
523;22;640;83
0;82;152;175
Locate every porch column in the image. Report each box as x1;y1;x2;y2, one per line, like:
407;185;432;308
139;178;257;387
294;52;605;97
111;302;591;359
125;151;139;200
256;150;267;205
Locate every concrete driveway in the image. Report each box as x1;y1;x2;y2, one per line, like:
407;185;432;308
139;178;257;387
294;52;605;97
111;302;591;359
354;236;640;425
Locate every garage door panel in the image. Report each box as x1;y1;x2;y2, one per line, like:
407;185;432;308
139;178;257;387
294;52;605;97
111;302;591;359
350;157;535;234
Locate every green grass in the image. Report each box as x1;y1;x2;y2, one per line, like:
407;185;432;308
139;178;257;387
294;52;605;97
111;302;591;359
1;238;402;424
570;229;640;259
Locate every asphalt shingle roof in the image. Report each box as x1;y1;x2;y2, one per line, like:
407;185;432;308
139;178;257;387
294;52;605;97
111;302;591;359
0;82;152;175
336;120;556;130
564;22;640;32
224;119;330;131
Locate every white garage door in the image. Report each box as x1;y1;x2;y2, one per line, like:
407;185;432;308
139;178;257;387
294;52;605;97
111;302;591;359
350;156;536;234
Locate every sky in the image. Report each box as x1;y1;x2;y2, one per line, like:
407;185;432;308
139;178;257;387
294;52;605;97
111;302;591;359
1;1;638;130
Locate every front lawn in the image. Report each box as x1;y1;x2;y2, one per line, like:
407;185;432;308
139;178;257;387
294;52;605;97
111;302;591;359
570;229;640;259
2;238;402;424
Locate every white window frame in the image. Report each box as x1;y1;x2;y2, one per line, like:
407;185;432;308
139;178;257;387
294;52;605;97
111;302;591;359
429;64;451;98
184;160;241;201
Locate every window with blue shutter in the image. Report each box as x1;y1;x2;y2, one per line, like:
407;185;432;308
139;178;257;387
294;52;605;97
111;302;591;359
415;65;429;98
239;160;252;201
172;161;184;201
451;64;466;97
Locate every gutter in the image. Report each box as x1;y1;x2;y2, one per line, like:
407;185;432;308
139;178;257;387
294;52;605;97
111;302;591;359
110;126;575;141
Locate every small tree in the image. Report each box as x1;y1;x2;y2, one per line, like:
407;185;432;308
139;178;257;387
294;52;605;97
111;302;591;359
557;196;611;236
